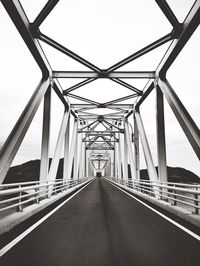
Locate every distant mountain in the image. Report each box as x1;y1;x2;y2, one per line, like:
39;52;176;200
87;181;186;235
4;159;64;184
3;159;200;184
138;166;200;183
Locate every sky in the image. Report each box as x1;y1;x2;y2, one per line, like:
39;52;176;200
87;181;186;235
0;0;199;176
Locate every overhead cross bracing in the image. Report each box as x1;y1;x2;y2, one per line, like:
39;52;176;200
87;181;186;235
0;0;199;185
0;1;200;265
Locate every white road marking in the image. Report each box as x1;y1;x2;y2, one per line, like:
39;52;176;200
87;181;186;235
0;180;94;257
107;180;200;241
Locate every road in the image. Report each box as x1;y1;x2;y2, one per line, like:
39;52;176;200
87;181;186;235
0;178;199;266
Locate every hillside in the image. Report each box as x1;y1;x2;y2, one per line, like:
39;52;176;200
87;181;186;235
3;159;200;184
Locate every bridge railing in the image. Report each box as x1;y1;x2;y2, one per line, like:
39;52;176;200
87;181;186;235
0;178;91;213
106;178;200;215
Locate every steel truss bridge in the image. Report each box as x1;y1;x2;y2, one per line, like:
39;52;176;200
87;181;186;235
0;1;200;265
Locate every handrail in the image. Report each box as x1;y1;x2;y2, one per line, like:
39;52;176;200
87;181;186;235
106;177;200;215
0;178;92;213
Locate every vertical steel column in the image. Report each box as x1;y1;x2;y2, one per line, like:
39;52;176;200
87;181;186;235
63;113;70;180
40;86;51;185
118;133;123;179
114;136;118;178
80;133;86;178
48;109;70;182
73;132;78;179
67;119;78;179
76;131;83;179
134;115;140;180
124;121;136;181
158;79;200;159
135;112;158;183
123;126;128;180
156;86;168;182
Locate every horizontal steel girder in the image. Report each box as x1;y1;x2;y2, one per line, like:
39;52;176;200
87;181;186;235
78;130;123;133
86;147;114;150
53;71;155;79
82;140;118;143
71;104;134;108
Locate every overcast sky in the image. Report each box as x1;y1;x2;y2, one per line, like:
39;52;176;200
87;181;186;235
0;0;199;176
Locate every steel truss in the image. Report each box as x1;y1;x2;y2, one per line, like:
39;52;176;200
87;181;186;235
0;0;199;185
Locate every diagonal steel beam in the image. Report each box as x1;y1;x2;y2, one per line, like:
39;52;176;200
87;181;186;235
106;32;173;73
0;78;50;183
86;136;99;148
102;93;138;106
48;110;70;183
81;120;98;131
103;120;121;131
38;32;101;72
101;136;114;148
101;122;119;141
1;0;51;77
70;104;134;108
111;78;142;94
158;79;200;159
53;81;69;108
67;93;100;106
156;0;200;78
31;0;60;30
155;0;181;29
63;78;97;94
135;81;155;110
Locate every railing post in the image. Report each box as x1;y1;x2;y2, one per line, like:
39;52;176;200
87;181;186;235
17;185;23;212
194;188;199;215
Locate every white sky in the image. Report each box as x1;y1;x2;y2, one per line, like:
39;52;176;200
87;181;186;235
0;0;199;176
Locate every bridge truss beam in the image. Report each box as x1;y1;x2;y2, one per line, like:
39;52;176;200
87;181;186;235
0;0;199;185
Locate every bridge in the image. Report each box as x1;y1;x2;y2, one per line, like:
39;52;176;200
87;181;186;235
0;1;200;265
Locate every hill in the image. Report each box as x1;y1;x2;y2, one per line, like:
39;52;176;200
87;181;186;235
3;159;200;184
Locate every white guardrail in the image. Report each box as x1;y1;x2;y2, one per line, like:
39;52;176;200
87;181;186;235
0;178;92;213
106;177;200;215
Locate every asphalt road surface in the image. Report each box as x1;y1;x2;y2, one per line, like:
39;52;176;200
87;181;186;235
0;178;199;266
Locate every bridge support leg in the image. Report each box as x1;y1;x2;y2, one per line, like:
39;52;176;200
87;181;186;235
63;114;70;181
80;134;86;178
124;121;136;182
47;109;70;183
135;112;159;197
123;129;128;181
118;133;123;179
156;86;168;183
68;119;78;180
134;115;140;180
73;133;78;180
40;87;51;194
77;131;83;179
114;136;118;178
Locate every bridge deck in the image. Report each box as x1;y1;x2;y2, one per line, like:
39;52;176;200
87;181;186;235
0;178;199;266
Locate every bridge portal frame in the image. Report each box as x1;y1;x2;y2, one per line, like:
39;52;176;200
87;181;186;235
0;0;199;185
